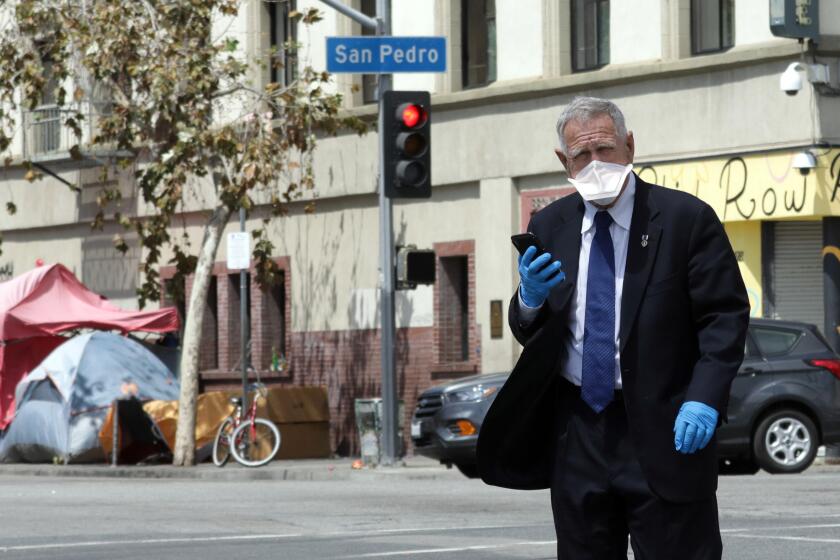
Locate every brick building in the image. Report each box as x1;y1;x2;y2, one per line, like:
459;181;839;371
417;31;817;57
3;1;840;456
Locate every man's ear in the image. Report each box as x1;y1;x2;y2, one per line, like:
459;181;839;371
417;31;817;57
625;131;635;163
555;148;569;172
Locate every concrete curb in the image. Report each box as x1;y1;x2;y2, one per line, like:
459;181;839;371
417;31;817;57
0;458;466;482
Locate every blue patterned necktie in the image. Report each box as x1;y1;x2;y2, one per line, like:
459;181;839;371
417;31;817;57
581;211;616;413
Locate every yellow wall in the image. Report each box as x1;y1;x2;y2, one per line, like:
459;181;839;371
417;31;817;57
640;148;840;319
638;149;840;223
723;221;762;318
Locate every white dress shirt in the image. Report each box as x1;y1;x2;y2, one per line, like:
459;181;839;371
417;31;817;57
518;173;636;388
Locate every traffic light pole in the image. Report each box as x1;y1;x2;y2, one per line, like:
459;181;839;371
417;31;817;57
318;0;399;466
375;0;399;467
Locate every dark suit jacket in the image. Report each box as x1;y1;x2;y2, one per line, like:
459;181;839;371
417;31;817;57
476;176;750;503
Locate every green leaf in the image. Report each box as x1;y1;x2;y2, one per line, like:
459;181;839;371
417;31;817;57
224;38;239;52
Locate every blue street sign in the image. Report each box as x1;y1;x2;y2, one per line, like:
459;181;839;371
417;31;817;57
326;36;446;74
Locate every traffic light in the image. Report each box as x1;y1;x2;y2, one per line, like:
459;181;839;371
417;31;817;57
382;91;431;199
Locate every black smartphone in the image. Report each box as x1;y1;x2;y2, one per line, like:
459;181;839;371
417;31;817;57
511;232;549;258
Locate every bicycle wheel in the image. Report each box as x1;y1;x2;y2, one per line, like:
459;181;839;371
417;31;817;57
212;418;235;467
230;418;281;467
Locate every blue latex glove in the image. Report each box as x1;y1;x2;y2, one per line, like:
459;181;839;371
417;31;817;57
518;245;565;308
673;401;719;454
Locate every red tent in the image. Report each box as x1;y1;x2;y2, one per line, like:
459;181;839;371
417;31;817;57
0;264;179;428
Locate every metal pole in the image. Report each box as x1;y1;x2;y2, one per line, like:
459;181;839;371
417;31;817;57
316;0;398;466
240;207;249;414
318;0;377;30
111;399;119;467
376;0;398;466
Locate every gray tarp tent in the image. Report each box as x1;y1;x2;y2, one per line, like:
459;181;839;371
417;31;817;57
0;331;179;463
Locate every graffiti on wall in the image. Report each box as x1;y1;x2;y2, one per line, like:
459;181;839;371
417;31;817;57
830;152;840;203
516;150;840;226
635;149;833;222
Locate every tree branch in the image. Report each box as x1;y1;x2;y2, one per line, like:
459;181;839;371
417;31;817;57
139;0;161;34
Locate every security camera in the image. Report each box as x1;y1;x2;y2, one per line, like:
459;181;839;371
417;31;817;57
780;61;836;96
792;150;816;176
780;62;804;96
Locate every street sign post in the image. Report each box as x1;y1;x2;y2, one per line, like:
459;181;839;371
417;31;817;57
319;1;445;468
326;36;446;74
227;213;250;422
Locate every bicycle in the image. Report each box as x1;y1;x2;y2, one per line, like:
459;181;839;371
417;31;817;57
212;382;282;468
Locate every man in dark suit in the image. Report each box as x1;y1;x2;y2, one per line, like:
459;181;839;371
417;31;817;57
477;97;749;559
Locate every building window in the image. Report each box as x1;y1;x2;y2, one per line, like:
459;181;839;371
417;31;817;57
199;276;219;371
571;0;609;72
266;0;297;86
25;59;61;156
255;271;287;371
228;273;252;370
360;0;377;104
439;256;469;362
461;0;496;88
691;0;734;55
270;272;287;358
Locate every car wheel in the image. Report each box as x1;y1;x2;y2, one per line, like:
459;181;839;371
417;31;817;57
752;409;818;474
718;458;759;475
455;463;480;479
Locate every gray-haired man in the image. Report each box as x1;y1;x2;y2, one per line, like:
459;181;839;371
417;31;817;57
478;97;749;559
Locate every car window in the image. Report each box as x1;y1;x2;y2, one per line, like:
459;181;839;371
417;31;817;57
751;326;801;356
788;327;832;355
744;334;760;359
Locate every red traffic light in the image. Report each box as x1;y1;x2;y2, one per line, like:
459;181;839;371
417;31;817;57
398;103;427;128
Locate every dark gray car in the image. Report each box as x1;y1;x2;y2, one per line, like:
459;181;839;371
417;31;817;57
411;318;840;477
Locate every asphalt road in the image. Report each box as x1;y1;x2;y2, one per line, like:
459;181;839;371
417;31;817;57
1;464;839;559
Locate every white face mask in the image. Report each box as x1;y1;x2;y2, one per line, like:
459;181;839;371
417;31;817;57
568;160;633;206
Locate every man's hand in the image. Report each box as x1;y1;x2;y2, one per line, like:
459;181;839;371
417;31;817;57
673;401;719;454
518;246;565;308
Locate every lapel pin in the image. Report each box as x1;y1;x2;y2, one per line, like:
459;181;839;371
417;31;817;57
641;234;649;248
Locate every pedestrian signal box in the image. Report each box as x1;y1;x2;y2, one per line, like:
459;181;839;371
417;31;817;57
383;91;431;199
396;246;435;290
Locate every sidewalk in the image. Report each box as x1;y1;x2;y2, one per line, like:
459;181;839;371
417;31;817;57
3;456;837;482
0;455;465;482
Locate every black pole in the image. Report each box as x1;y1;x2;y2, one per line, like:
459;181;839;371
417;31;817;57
822;217;840;464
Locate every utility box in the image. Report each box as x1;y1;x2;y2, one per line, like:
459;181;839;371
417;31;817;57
354;398;405;465
770;0;819;40
396;245;435;290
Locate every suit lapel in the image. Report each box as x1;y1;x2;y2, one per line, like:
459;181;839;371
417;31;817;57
619;178;662;351
546;198;584;313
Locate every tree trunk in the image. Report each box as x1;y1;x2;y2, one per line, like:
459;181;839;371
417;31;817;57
173;205;232;466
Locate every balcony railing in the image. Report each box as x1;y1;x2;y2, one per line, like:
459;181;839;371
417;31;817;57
21;103;104;162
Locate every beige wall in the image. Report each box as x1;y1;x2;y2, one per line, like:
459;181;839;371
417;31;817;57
3;0;839;377
0;170;79;229
475;177;520;372
496;0;544;81
392;0;438;92
821;0;840;36
157;183;481;335
611;0;662;64
736;0;788;46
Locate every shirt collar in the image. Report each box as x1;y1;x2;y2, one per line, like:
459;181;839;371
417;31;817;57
580;172;636;234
